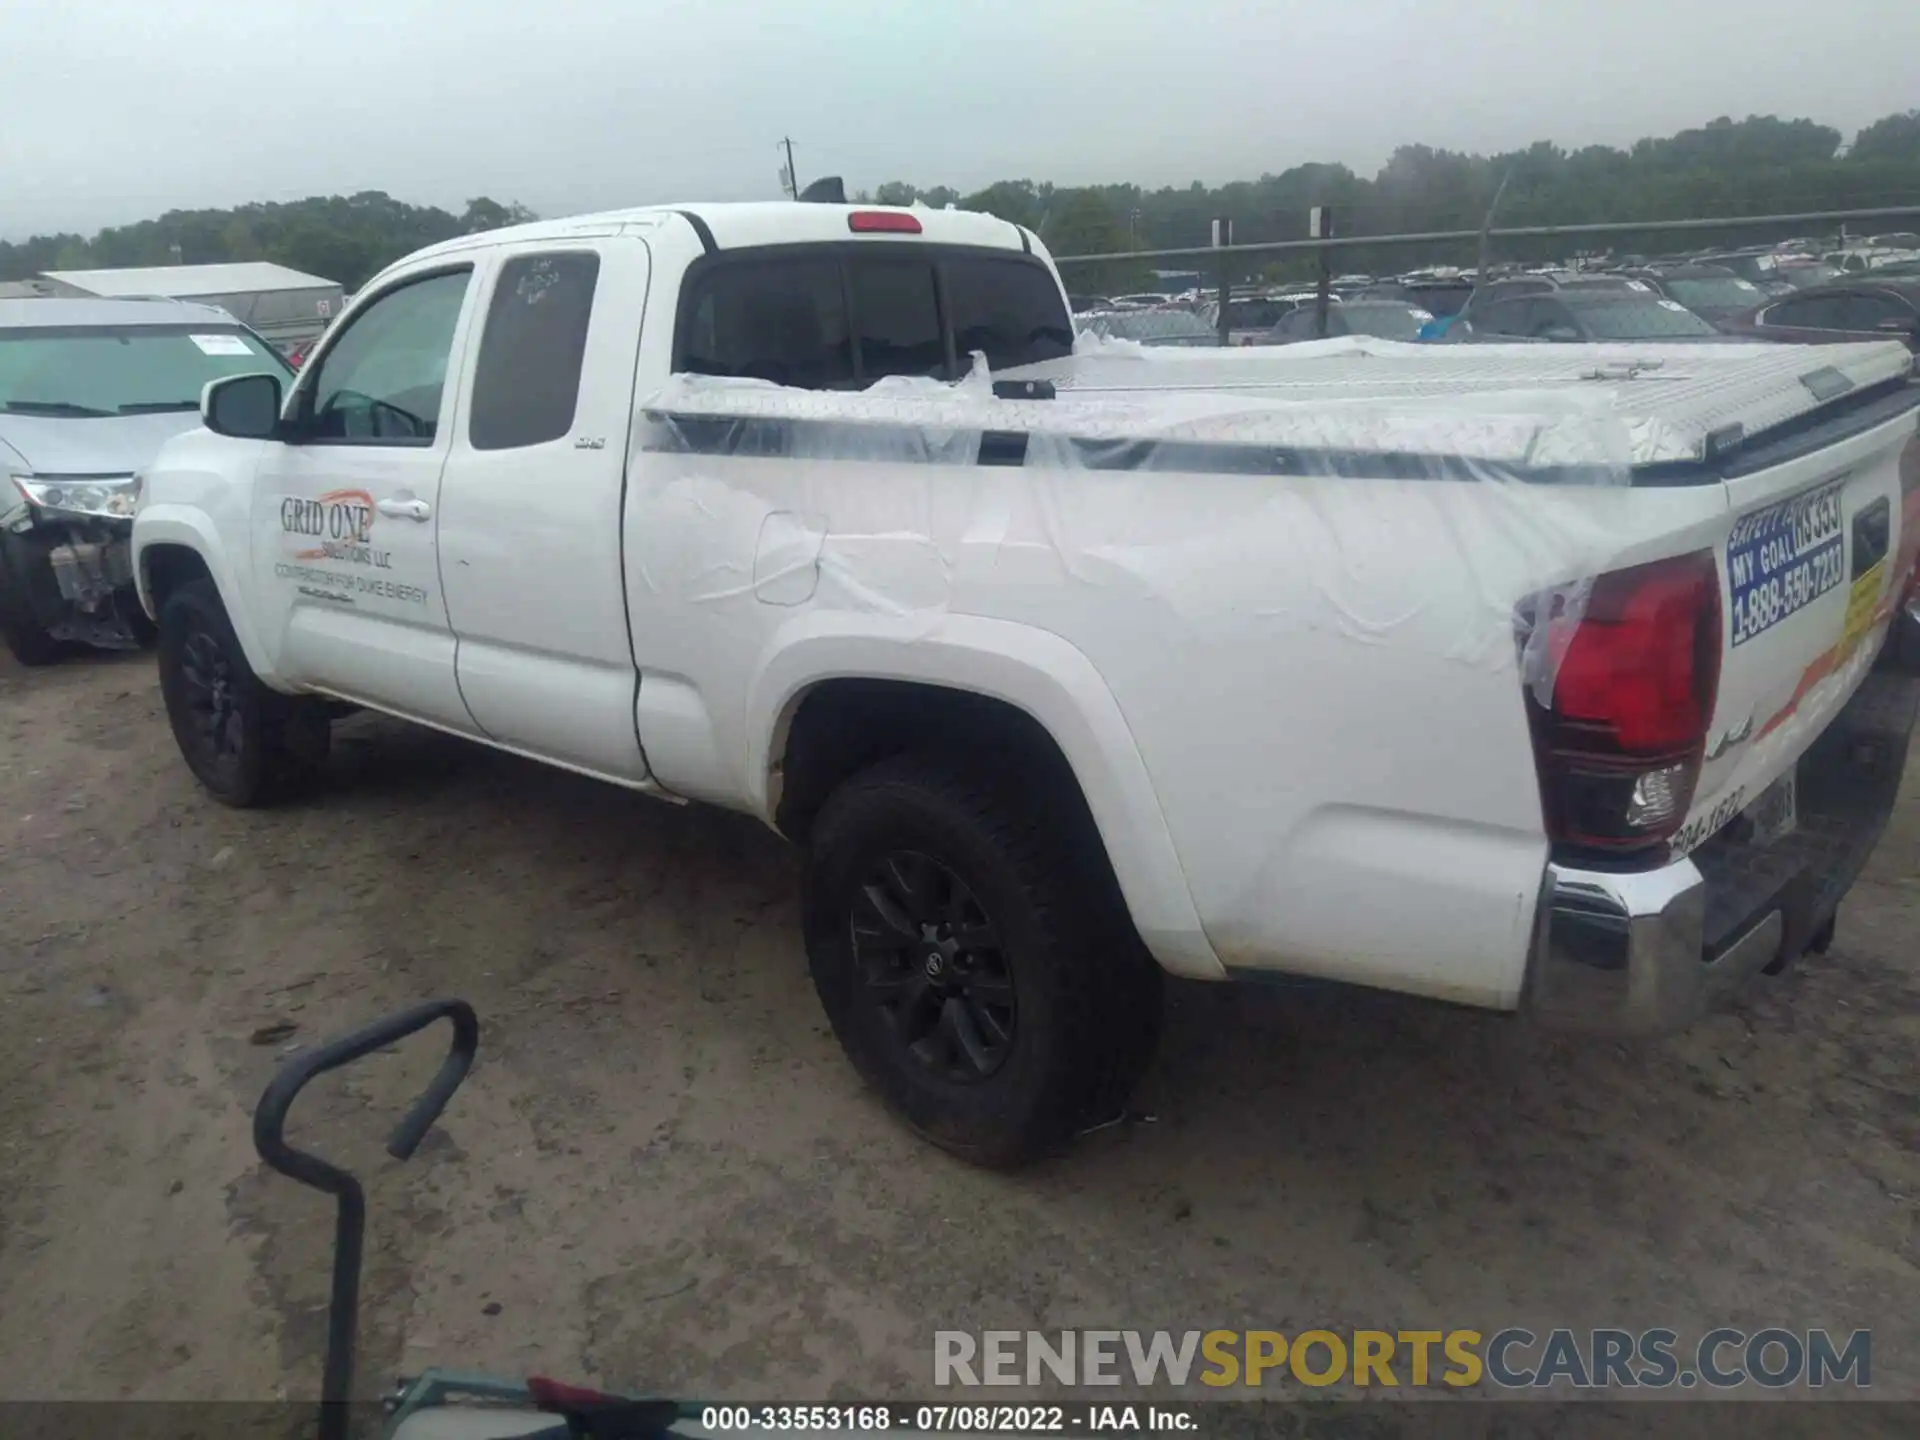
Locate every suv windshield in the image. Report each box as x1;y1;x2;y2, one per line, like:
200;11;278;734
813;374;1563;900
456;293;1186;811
0;324;289;416
1563;294;1720;339
1661;276;1765;311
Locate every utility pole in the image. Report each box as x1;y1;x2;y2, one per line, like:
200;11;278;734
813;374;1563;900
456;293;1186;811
782;138;799;200
1477;168;1513;286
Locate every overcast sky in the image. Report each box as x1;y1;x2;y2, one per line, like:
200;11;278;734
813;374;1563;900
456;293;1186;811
4;0;1918;240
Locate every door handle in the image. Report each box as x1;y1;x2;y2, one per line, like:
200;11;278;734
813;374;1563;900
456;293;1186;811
376;498;432;522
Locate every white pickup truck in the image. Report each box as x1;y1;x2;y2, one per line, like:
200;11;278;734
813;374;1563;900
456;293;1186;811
131;202;1920;1166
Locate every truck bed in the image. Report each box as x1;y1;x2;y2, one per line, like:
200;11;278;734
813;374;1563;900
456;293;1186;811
647;338;1914;474
1007;337;1916;467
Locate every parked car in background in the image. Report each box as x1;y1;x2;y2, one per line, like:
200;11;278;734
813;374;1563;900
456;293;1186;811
1067;294;1112;315
1724;279;1920;353
1628;264;1769;326
1826;247;1920;276
1199;293;1317;345
1109;292;1172;309
1470;272;1644;308
1461;289;1727;343
1361;277;1477;318
0;297;293;663
1080;308;1220;347
1766;259;1845;292
1267;299;1433;343
1866;232;1920;251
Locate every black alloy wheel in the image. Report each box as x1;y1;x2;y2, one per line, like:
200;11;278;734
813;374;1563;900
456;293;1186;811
851;849;1016;1082
157;578;329;806
177;627;246;781
804;753;1163;1168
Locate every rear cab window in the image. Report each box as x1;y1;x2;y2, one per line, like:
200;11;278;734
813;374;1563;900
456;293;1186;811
680;256;854;388
673;243;1070;389
945;257;1073;369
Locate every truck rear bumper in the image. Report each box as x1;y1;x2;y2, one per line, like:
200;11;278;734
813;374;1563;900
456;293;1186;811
1527;662;1918;1035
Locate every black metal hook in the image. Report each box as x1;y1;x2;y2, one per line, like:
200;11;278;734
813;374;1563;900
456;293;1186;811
252;999;480;1440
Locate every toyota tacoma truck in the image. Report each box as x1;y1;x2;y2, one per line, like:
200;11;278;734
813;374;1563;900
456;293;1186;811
130;202;1920;1166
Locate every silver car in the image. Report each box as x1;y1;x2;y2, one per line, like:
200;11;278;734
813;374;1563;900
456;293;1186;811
0;297;292;663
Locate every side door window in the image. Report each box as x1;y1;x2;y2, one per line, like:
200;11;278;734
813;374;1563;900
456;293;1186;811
468;252;601;450
1764;294;1848;331
1472;298;1532;337
300;270;471;443
1275;308;1319;341
1834;292;1910;331
1531;301;1581;341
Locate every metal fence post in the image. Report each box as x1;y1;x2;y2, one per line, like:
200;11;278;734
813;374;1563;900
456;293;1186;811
1310;206;1334;338
1212;216;1232;346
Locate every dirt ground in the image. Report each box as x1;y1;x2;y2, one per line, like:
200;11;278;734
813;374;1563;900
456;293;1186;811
1;646;1917;1417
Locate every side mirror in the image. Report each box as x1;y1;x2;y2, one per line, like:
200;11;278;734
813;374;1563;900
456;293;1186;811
203;372;283;440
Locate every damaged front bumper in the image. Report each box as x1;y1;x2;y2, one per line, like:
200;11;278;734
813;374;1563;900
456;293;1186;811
1527;656;1919;1034
1;498;147;650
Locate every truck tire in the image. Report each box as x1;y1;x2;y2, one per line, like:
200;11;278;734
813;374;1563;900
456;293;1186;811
157;578;330;806
803;752;1161;1168
0;549;62;666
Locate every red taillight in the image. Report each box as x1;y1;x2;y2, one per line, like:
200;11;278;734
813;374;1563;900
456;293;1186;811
848;210;922;234
1524;551;1722;854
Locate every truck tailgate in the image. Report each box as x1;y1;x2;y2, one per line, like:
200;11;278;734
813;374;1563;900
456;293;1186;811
1671;390;1920;858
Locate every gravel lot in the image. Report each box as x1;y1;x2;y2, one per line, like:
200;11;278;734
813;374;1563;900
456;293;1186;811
2;646;1916;1419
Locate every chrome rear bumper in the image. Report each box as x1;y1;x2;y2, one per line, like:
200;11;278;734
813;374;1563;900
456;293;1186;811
1527;665;1918;1035
1528;858;1785;1033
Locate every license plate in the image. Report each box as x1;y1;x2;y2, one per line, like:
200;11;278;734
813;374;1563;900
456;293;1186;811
1744;768;1798;847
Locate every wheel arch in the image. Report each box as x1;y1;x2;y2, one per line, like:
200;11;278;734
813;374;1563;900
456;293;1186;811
134;513;276;680
748;616;1223;979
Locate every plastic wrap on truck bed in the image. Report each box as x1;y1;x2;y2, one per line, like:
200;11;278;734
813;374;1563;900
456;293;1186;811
1003;335;1915;468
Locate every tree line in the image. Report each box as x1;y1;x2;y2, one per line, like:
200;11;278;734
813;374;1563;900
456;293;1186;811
873;110;1920;291
5;109;1919;294
1;194;535;291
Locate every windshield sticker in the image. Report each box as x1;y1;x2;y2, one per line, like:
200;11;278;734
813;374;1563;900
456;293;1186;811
189;333;254;356
1626;280;1651;291
1728;480;1846;647
1656;299;1688;311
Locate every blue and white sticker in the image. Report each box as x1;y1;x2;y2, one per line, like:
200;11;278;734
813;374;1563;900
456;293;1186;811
1727;480;1846;647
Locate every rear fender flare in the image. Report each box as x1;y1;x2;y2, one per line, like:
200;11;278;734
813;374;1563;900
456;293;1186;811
747;613;1224;979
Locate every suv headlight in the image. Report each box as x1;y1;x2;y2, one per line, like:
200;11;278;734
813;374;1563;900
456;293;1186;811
10;473;142;520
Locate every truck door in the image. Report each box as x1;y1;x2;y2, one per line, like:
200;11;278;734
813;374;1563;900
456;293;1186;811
435;236;657;783
250;264;481;732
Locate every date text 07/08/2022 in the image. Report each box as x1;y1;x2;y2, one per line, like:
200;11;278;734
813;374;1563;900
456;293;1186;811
698;1406;1191;1434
